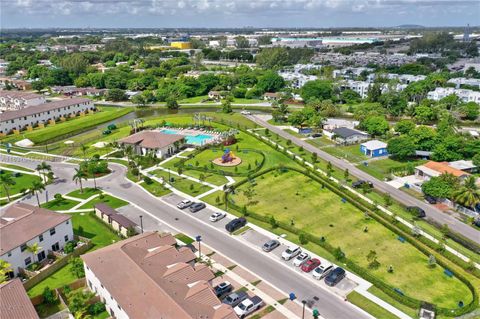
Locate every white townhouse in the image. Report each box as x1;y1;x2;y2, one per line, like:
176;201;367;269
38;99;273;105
447;77;480;89
0;203;74;277
427;87;480;103
0;97;94;135
0;91;46;111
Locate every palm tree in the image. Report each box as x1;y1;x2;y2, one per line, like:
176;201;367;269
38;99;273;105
36;162;52;183
72;168;88;193
124;145;134;164
453;176;480;209
29;181;45;206
80;144;89;159
87;159;100;190
0;173;15;202
27;243;42;264
0;260;12;283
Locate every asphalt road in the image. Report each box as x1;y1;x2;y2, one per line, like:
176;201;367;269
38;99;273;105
245;114;480;245
0;154;371;319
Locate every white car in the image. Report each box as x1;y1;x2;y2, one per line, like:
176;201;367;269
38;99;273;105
177;199;192;209
292;252;310;267
281;246;301;261
312;263;334;280
240;110;252;115
209;211;226;222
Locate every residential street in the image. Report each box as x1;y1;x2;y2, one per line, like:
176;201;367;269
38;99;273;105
0;154;372;319
245;114;480;245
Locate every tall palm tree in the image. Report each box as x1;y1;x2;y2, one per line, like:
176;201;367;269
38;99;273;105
80;144;89;159
29;181;45;206
27;243;42;264
36;162;52;183
0;260;12;283
0;173;15;202
72;168;88;193
87;159;100;190
453;176;480;209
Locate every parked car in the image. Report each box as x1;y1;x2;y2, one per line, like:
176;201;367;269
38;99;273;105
352;180;373;189
311;133;322;138
189;202;206;213
312;264;334;280
240;110;252;115
214;281;233;297
222;291;248;307
324;267;346;286
177;199;193;209
406;206;426;218
301;258;321;273
281;246;301;261
209;211;226;222
424;195;437;204
234;296;264;318
292;252;310;267
262;239;280;252
225;217;247;233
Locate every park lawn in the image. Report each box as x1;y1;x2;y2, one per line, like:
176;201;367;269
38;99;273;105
67;187;102;200
0;172;43;198
357;158;427;181
78;194;128;210
1;163;35;172
322;144;369;163
1;106;132;145
347;291;400;319
180;149;197;157
107;158;129;167
282;129;304;138
41;198;81;211
151;169;212;196
232;98;264;104
28;212;121;297
306;136;336;148
230;170;472;308
161;156;184;171
175;168;229;186
178;95;210;103
140;180;172;197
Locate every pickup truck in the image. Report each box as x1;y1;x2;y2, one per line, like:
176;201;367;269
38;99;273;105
234;296;263;318
222;291;248;307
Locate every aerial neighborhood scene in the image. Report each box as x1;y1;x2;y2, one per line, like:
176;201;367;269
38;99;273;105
1;1;480;319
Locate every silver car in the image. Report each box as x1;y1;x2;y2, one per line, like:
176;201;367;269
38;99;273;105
262;239;280;252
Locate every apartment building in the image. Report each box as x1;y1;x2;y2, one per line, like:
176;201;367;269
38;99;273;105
0;203;73;277
427;87;480;103
0;91;46;111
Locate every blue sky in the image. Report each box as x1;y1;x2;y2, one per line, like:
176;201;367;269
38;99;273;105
1;0;477;28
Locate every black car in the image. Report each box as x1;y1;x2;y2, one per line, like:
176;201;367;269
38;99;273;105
406;206;426;218
352;180;373;189
189;202;206;213
424;195;437;204
225;217;247;233
311;133;322;138
324;267;346;287
214;281;233;297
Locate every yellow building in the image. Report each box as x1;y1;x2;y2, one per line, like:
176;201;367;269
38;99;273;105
170;42;192;49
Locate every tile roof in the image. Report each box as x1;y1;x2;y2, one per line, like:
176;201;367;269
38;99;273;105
418;161;470;178
0;91;43;100
0;203;71;255
119;131;185;149
0;279;39;319
81;232;237;319
0;97;91;122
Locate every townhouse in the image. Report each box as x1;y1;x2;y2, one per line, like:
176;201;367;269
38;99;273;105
0;91;46;111
427;87;480;103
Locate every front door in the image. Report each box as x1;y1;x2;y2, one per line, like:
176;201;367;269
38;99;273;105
37;251;46;262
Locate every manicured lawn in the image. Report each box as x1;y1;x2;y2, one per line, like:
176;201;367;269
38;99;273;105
178;95;210;104
357;158;427;181
41;197;80;211
230;169;472;308
28;211;121;297
0;172;42;198
282;128;304;138
151;169;212;196
35;301;66;318
67;187;102;200
175;233;194;245
78;194;128;209
232;98;264;104
174;168;228;186
140;180;171;197
1;163;35;172
306;136;336;148
347;291;400;319
322;144;369;163
107;158;129;166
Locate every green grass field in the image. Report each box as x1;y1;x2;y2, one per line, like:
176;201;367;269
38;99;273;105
322;144;369;163
306;136;336;148
347;291;400;319
140;180;172;197
231;170;473;308
1;164;35;172
41;197;80;211
0;172;43;198
151;169;212;196
78;194;128;209
67;187;102;200
357;158;427;180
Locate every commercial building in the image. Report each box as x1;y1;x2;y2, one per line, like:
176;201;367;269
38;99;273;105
0;97;94;135
271;37;323;48
171;42;192;49
360;140;388;157
81;232;237;319
0;278;39;319
119;130;186;158
427;87;480;103
0;91;46;111
0;203;73;277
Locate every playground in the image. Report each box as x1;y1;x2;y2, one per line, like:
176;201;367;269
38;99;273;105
212;148;242;167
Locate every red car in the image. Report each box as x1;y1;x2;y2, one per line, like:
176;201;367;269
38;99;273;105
301;258;321;273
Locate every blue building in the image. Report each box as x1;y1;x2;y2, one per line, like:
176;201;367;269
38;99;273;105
360;140;388;157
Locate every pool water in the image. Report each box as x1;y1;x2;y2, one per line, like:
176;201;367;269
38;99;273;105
160;129;213;145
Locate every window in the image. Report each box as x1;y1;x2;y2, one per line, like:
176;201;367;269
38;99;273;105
24;257;32;266
50;228;56;235
7;252;11;257
21;244;27;252
39;234;44;242
118;304;122;310
37;251;46;261
51;242;59;251
66;220;69;224
64;235;69;242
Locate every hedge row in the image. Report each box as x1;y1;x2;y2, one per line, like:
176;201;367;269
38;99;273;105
226;166;478;317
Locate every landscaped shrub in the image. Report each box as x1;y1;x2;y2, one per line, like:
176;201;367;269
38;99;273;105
63;241;77;254
42;287;57;305
88;302;106;315
143;176;153;185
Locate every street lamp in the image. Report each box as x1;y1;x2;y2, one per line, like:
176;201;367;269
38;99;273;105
302;300;307;319
195;235;202;260
139;215;144;234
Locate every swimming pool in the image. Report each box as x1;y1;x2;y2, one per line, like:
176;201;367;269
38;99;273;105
160;129;213;145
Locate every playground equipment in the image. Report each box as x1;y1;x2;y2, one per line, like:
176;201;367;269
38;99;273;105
222;148;236;163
